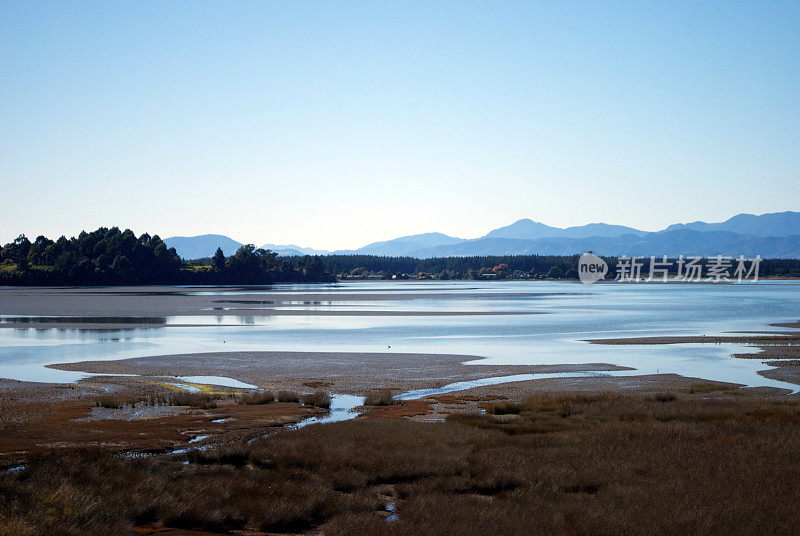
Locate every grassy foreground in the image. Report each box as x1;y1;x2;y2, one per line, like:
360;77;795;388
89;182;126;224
3;392;800;535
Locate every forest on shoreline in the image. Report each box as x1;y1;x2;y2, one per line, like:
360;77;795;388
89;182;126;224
3;227;800;286
0;228;334;285
283;254;800;281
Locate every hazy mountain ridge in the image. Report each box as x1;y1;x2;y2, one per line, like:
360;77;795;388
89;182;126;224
409;230;800;258
259;244;331;256
164;234;243;259
335;232;465;257
485;219;647;239
166;211;800;259
661;211;800;237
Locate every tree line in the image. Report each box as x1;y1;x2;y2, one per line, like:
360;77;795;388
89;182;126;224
0;228;334;286
288;254;800;280
303;254;584;279
3;228;799;286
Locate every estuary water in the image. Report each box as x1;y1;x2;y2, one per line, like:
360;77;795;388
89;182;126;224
0;280;799;390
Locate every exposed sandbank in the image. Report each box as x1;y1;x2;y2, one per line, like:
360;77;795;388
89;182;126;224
435;373;792;401
586;320;800;387
585;334;800;346
47;351;631;394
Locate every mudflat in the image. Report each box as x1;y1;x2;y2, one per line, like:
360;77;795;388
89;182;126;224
48;351;632;394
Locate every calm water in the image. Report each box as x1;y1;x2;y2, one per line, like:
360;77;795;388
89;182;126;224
1;281;799;390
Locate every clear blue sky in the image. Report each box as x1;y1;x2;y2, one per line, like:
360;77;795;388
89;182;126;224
2;1;799;249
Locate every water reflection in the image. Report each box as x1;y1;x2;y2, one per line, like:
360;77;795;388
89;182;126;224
1;281;799;388
0;316;167;325
291;394;366;428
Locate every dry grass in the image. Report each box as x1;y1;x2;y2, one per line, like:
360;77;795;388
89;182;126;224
277;390;301;403
303;381;332;388
0;401;15;431
166;392;223;409
94;395;141;409
687;382;737;394
4;393;800;535
94;392;227;410
236;390;275;405
653;392;678;402
364;389;397;406
301;390;331;408
482;400;522;414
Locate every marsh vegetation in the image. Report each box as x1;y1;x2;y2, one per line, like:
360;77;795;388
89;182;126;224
3;392;800;535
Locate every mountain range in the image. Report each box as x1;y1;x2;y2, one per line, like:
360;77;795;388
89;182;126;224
163;235;329;258
164;211;800;260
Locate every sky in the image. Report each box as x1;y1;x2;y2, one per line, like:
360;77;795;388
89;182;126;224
2;1;799;250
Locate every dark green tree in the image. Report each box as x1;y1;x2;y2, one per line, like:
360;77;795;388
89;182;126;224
212;248;226;271
110;255;136;284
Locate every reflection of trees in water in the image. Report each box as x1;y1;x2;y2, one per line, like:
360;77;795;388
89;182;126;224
212;315;259;325
1;316;167;325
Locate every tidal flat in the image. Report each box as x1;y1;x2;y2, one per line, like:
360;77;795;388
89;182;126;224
3;281;800;534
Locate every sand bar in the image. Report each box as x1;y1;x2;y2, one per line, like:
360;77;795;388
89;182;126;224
48;351;631;394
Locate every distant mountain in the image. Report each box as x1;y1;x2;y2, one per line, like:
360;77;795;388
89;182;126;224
260;244;331;256
483;220;562;240
484;218;646;240
341;232;465;257
409;230;800;258
166;211;800;260
165;235;331;260
559;222;647;239
662;211;800;237
165;234;243;259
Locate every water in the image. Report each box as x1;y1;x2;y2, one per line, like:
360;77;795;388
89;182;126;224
1;281;799;390
176;376;258;389
167;445;210;456
164;382;202;393
3;465;26;474
293;371;653;430
291;394;366;428
385;501;398;522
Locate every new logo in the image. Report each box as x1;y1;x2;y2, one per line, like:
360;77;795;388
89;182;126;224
578;252;608;284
